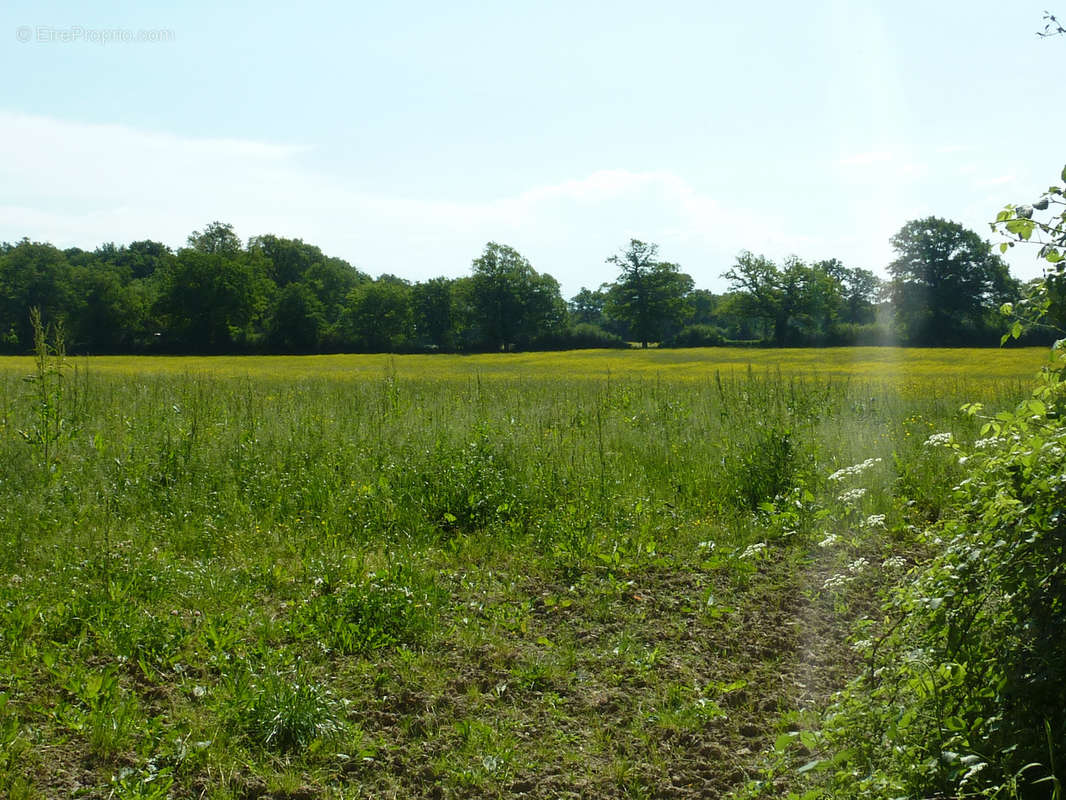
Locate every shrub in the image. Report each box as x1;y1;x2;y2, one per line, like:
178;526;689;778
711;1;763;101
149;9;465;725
661;324;726;348
528;323;628;350
814;353;1066;798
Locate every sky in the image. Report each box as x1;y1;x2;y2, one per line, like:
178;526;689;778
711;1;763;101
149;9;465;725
1;0;1063;298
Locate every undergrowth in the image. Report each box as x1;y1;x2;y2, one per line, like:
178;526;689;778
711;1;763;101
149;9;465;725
767;351;1066;800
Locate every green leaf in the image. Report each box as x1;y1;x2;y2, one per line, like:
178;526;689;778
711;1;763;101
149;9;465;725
1012;321;1023;340
999;242;1009;254
1061;164;1066;183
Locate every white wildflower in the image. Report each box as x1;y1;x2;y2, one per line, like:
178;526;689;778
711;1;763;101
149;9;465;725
818;533;840;548
847;557;870;574
828;457;882;482
863;514;886;528
923;432;954;447
974;437;1002;449
822;573;854;591
882;556;908;570
838;488;867;504
740;542;767;559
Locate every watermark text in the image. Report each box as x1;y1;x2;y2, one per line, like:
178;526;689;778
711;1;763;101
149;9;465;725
16;25;175;44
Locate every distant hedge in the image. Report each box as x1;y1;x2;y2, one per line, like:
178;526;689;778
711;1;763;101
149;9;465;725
529;323;629;350
661;324;726;348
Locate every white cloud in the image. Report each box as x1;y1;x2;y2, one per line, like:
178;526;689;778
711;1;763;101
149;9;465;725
9;111;1032;294
0;112;818;293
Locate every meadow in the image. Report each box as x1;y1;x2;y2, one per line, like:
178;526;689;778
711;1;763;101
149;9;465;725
0;347;1051;799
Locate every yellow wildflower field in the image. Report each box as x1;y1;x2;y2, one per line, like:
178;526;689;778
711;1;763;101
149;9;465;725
0;346;1051;388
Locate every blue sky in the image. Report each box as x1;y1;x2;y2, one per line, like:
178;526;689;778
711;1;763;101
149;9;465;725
1;0;1062;297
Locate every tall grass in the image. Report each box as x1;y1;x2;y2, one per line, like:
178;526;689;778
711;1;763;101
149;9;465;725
0;350;1040;798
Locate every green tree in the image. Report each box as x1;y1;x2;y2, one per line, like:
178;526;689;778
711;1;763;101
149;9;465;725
154;247;268;352
888;217;1017;345
412;277;457;350
839;265;881;326
568;287;608;326
722;252;802;345
267;282;326;352
67;260;146;352
603;240;693;348
469;243;566;351
248;235;325;287
186;221;242;255
0;239;73;351
724;254;872;345
340;275;414;352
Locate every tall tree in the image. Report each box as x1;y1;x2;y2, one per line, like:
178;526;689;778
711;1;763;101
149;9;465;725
248;235;324;287
0;239;72;351
722;252;793;345
340;275;414;352
412;277;456;350
725;253;880;345
888;217;1017;345
568;287;608;326
469;243;566;351
267;282;326;352
604;240;692;348
186;221;242;255
154;246;269;352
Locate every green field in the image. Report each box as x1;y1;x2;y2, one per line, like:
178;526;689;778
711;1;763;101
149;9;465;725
0;348;1050;799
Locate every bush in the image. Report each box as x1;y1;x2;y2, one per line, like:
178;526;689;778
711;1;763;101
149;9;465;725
815;353;1066;798
528;323;628;350
661;324;726;348
829;321;891;346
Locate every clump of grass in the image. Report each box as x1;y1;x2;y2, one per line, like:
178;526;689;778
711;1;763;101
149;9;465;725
292;563;444;654
226;664;341;753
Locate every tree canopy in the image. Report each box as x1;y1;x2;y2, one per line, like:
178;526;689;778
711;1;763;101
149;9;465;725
603;240;693;348
0;220;1028;355
887;216;1016;345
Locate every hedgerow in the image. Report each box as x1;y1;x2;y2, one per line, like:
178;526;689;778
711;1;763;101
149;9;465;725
811;166;1066;799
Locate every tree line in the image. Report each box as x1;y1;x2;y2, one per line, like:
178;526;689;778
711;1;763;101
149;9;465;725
0;216;1037;355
